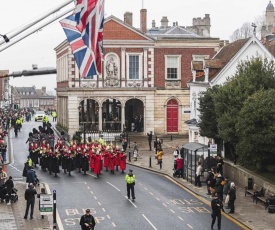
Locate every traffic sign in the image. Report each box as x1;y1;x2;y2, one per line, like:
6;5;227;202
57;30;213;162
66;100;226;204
40;194;53;215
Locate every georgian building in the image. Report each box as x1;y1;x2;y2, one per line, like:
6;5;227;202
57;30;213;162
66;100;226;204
12;86;56;110
55;9;222;137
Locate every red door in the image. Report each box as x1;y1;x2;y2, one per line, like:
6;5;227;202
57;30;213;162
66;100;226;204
167;99;178;132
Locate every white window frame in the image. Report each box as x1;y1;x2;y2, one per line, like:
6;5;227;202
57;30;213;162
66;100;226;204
126;53;143;80
165;55;181;80
34;99;39;107
192;54;209;61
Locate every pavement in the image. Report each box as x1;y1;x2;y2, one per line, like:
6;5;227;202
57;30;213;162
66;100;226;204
2;130;275;230
126;135;275;230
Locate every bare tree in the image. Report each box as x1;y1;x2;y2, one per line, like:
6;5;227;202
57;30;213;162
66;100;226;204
230;14;265;42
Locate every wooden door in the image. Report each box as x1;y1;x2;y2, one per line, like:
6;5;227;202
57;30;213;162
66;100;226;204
167;99;178;132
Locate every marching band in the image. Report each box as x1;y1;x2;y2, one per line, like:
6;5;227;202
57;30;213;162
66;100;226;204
26;125;128;178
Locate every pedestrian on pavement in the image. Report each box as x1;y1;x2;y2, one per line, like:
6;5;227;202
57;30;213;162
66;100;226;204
80;209;96;230
228;182;236;214
14;124;18;137
0;167;7;186
133;142;138;161
147;131;153;151
125;169;136;201
195;162;203;187
157;148;164;170
206;170;215;195
216;155;224;176
26;167;37;185
215;174;225;202
24;183;37;220
211;193;225;230
5;176;14;205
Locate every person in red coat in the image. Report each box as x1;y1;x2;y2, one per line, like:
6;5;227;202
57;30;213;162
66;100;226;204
119;151;127;173
88;148;95;172
93;152;102;178
175;157;183;178
114;149;120;171
102;150;110;171
108;152;115;174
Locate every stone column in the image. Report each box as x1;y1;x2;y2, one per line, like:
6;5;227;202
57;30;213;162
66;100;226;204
99;106;103;131
143;48;148;87
121;104;125;131
121;48;126;87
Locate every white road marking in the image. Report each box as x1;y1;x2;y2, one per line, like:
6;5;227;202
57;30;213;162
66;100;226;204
86;172;97;178
142;214;157;230
162;203;167;207
112;222;116;227
149;192;154;196
187;224;193;229
125;196;137;208
90;191;94;195
178;216;184;221
87;186;90;189
102;208;106;212
94;196;97;200
106;181;121;191
107;215;111;219
155;197;160;201
139;183;142;185
170;209;175;214
144;187;148;190
98;202;101;206
84;182;87;185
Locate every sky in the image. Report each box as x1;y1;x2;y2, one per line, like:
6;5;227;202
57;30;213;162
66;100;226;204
0;0;269;94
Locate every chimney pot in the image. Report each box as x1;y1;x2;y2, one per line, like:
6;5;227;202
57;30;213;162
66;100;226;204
124;12;133;26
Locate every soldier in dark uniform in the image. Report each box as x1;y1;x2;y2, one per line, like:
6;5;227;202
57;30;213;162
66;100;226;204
51;152;60;177
66;151;74;176
81;151;89;175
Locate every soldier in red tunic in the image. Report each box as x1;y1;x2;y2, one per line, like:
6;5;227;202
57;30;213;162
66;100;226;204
119;151;127;174
93;151;102;178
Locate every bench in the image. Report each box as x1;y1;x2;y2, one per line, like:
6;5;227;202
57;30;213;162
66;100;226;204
245;183;264;202
255;190;275;209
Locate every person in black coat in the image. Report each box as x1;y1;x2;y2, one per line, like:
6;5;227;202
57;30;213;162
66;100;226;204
24;183;37;219
80;209;96;230
81;152;89;175
211;193;225;230
5;176;14;204
147;131;153;151
228;182;236;213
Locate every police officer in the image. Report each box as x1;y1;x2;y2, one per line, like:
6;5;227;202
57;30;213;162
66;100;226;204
125;169;136;201
211;193;225;230
80;209;96;230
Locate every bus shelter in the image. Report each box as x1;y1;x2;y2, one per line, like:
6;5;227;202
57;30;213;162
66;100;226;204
182;142;208;184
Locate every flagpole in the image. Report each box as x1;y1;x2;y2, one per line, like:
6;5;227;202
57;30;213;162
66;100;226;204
0;0;74;46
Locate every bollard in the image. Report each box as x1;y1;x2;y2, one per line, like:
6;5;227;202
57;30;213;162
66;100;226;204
53;190;57;229
149;156;152;168
128;151;131;162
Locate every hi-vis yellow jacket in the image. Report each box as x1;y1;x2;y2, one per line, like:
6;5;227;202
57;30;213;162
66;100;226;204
125;174;136;184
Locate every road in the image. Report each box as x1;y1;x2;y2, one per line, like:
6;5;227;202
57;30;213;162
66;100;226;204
7;119;245;230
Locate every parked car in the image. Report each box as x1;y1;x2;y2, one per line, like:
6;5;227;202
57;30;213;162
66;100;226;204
34;111;45;122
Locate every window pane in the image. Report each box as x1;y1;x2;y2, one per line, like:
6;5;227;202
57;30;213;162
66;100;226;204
167;56;178;79
129;55;139;80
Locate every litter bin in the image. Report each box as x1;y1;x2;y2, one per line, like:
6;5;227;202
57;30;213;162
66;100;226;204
248;178;253;190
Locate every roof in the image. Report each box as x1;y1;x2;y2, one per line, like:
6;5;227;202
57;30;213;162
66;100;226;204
14;87;36;94
265;39;275;56
182;142;208;151
267;1;274;10
207;38;249;80
147;25;201;39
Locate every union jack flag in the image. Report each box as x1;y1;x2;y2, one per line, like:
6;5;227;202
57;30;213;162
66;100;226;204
74;0;104;74
60;15;97;78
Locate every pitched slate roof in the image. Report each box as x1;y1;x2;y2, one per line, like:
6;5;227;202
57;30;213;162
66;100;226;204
207;38;250;80
147;26;200;39
264;39;275;56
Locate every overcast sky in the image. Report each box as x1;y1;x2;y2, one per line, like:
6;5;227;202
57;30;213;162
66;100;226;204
0;0;269;93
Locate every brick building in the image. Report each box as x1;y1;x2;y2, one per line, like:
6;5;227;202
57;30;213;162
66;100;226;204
55;9;222;137
12;86;56;110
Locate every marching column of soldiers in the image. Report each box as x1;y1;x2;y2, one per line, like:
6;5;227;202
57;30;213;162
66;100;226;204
26;124;128;178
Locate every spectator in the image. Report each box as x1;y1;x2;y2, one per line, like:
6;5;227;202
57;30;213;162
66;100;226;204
5;176;14;205
216;155;224;175
147;131;153;151
0;167;7;186
157;148;164;170
133;142;139;161
211;193;225;230
215;174;225;202
206;170;215;195
228;182;236;214
24;183;37;220
195;162;203;187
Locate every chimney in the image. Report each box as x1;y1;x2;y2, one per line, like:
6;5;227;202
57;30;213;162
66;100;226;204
42;86;46;94
160;16;169;29
124;12;133;26
152;20;156;28
140;9;147;33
